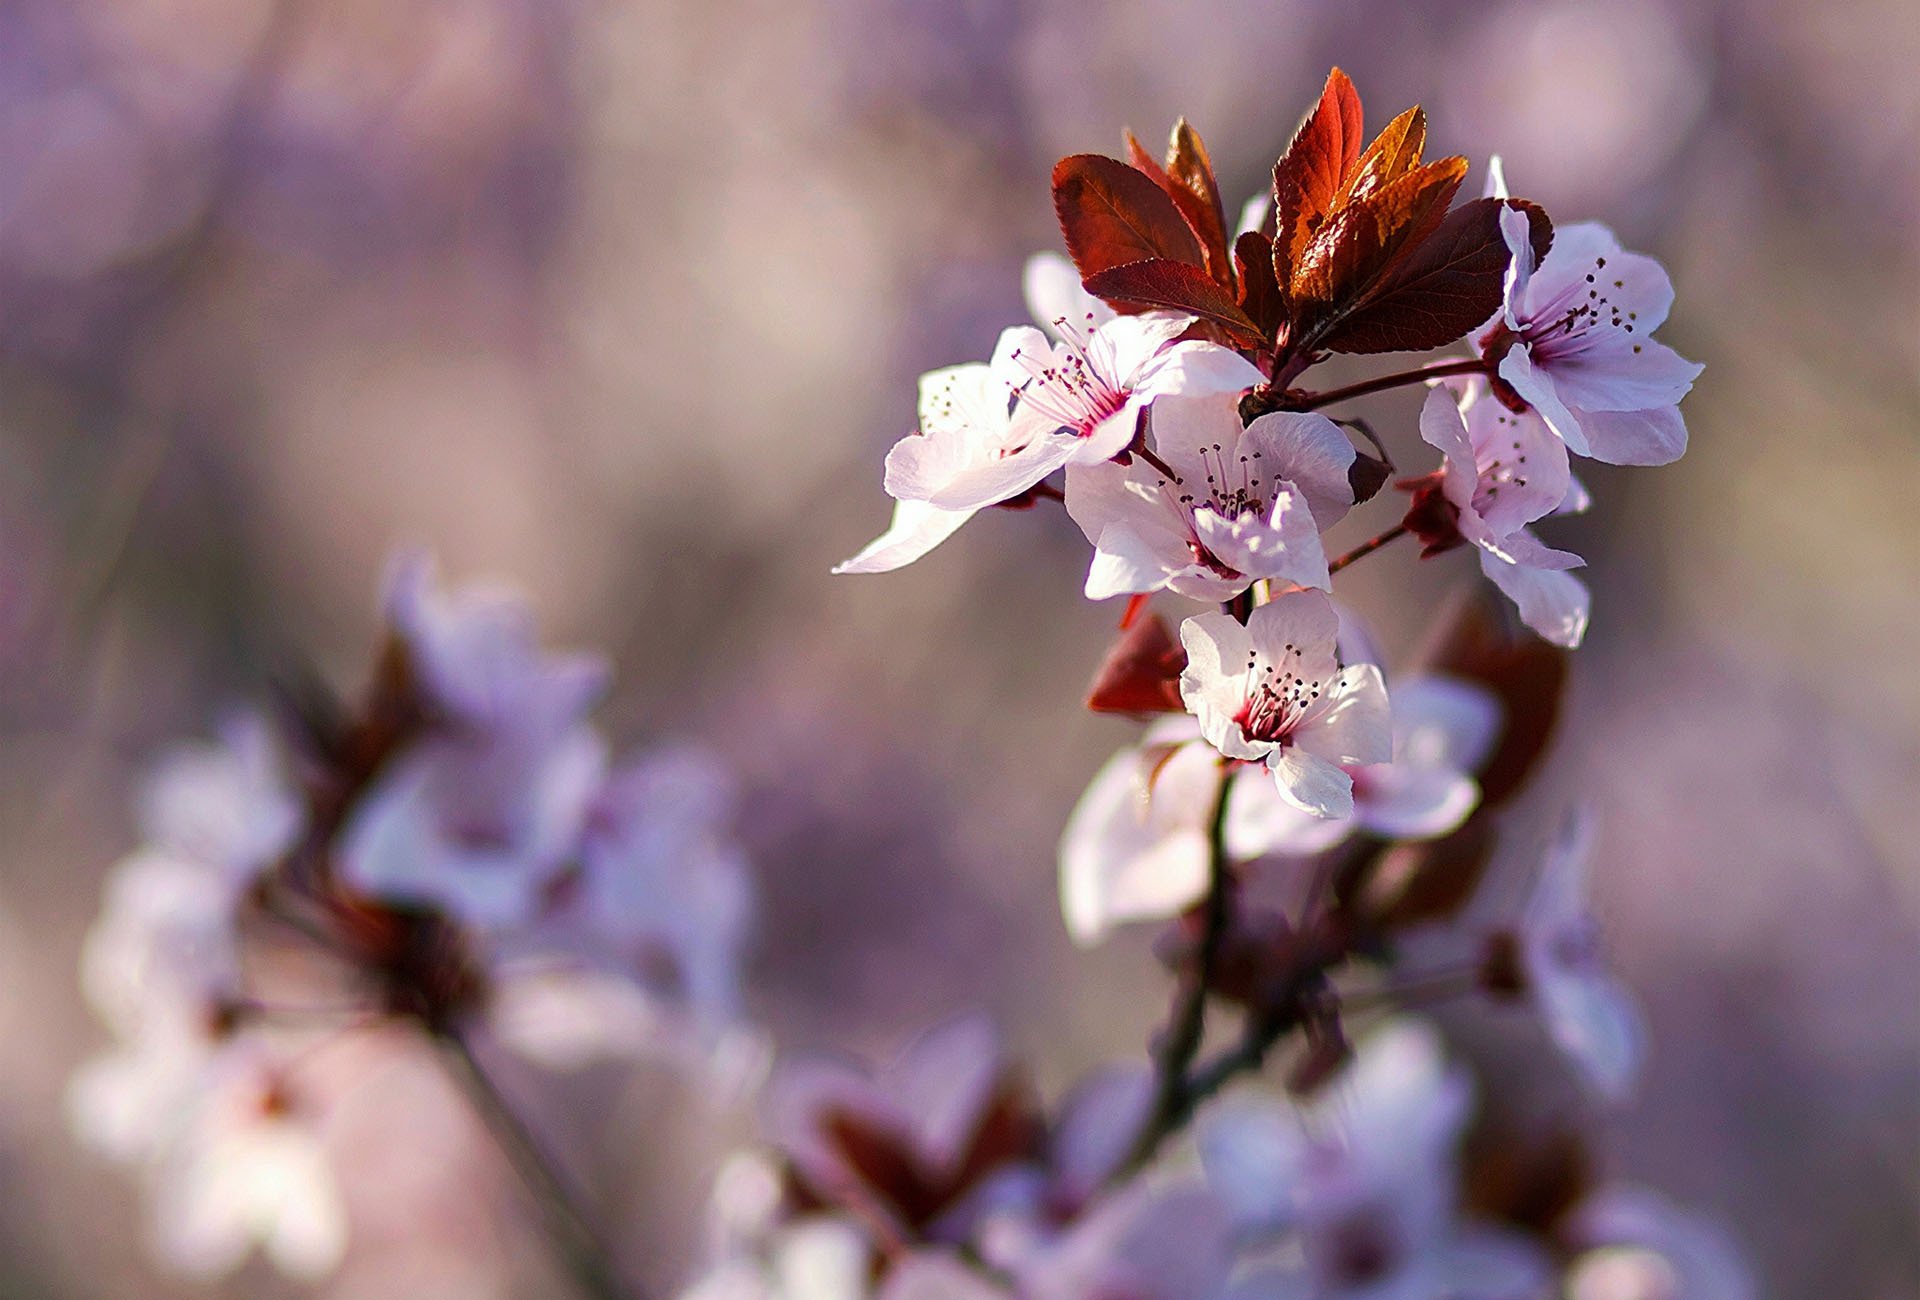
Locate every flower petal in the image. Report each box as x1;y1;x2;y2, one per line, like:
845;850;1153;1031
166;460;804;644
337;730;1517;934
834;499;977;574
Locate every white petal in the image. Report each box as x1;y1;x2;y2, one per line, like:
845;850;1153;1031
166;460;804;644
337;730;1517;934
1498;346;1588;455
1418;384;1482;516
1547;337;1701;416
1241;589;1342;686
919;432;1075;513
1196;1094;1308;1235
1388;675;1504;773
1178;613;1267;761
1480;549;1591;647
1537;970;1649;1103
1356;764;1480;840
1144;340;1265;401
1268;747;1355;820
1022;250;1113;338
1057;743;1213;944
1094;312;1198;385
834;499;976;574
1241;411;1358;527
1225;763;1352;857
1296;663;1393;768
1565;403;1688;467
1084;522;1178;600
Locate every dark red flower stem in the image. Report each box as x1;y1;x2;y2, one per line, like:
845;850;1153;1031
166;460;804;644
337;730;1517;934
1114;762;1235;1179
1287;357;1489;411
1328;523;1410;574
439;1025;646;1300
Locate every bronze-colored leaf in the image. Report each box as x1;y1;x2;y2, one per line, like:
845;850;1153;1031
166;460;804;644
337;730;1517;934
1052;154;1204;280
1124;128;1170;187
1165;119;1233;286
1320;198;1549;355
1272;67;1365;288
1342;104;1427;205
1082;259;1263;343
1233;230;1285;341
1290;155;1468;345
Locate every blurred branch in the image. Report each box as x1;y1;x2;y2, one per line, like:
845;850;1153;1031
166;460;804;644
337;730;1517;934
1114;763;1235;1178
438;1025;647;1300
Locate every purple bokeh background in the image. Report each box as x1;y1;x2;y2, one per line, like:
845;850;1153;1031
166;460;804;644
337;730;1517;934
0;1;1915;1296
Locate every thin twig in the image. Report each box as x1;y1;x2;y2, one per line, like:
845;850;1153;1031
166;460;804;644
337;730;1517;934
1114;763;1236;1178
437;1026;643;1300
1327;524;1410;574
1286;357;1488;411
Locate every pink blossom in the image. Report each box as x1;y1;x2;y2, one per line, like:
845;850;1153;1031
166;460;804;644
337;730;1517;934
1066;394;1356;601
1178;592;1392;819
1480;162;1702;465
1417;384;1591;648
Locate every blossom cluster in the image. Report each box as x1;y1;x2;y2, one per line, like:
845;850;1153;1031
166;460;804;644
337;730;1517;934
69;553;760;1280
793;68;1742;1300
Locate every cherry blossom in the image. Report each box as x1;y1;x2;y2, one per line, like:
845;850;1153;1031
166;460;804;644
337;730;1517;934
80;716;300;1043
486;747;765;1087
1179;591;1392;818
1479;162;1702;466
839;271;1261;577
1507;810;1648;1102
764;1014;1041;1249
1224;672;1502;856
1066;393;1356;601
835;343;1061;575
1416;383;1590;647
1056;682;1488;945
338;555;610;930
1056;719;1225;945
1199;1020;1552;1300
71;1024;346;1280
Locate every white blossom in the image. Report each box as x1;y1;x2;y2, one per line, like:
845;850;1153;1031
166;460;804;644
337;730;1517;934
1066;393;1355;601
1179;592;1392;819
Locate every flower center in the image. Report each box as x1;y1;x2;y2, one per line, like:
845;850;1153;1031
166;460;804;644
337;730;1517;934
1233;644;1322;744
1142;440;1275;576
1008;315;1130;437
1525;254;1642;356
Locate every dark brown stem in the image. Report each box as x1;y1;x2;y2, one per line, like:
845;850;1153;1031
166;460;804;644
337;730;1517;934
1327;524;1410;574
1114;764;1235;1178
1133;444;1181;482
1287;358;1488;411
438;1026;643;1300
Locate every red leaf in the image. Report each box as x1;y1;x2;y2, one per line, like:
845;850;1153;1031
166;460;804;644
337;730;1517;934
1052;154;1203;281
1082;259;1263;343
1124;128;1170;187
1319;198;1550;354
1341;104;1426;205
1272;67;1365;288
1164;119;1233;286
1290;155;1467;344
1233;231;1285;339
1087;614;1187;716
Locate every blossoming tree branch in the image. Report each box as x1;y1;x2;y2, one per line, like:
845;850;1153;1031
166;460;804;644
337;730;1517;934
72;68;1746;1300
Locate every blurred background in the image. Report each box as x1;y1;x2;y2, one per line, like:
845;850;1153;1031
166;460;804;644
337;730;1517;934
0;0;1915;1296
